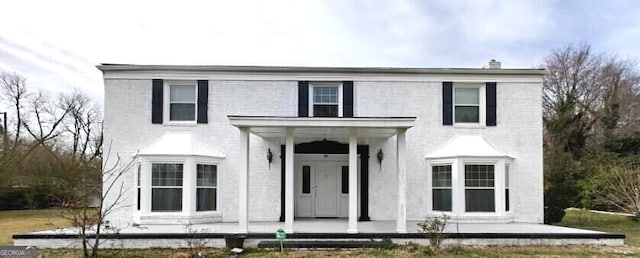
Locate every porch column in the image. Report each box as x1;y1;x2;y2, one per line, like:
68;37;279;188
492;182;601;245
284;127;295;233
348;128;358;233
238;127;250;233
396;128;407;233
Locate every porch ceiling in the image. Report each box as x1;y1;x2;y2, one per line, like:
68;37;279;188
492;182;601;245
228;116;416;139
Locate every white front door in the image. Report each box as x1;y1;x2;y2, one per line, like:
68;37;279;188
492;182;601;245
314;163;339;217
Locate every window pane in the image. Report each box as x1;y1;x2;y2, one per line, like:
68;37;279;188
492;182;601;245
170;85;195;102
302;166;310;194
454;88;479;105
341;166;349;194
505;165;510;188
136;164;141;187
197;188;217;211
432;165;452;187
197;164;217;187
465;165;494;187
433;189;452;211
152;188;182;211
313;87;338;104
137;188;140;211
505;189;510;211
465;189;495;212
455;106;479;123
170;103;196;121
152;163;183;186
313;105;338;117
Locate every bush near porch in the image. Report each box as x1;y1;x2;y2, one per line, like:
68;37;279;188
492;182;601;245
3;209;639;257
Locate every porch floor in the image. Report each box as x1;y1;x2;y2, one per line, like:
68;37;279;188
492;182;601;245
13;220;625;248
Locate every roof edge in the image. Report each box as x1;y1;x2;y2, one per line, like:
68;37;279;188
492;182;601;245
96;64;546;75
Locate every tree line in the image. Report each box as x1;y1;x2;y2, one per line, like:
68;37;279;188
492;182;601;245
543;44;640;223
0;71;102;210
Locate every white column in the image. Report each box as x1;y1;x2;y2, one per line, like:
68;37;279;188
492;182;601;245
348;128;358;233
238;127;250;233
396;128;407;233
285;127;295;233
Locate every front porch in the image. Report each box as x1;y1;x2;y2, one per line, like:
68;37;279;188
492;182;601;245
13;220;625;248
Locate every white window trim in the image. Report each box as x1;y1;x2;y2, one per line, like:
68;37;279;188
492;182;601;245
427;158;511;220
308;82;343;117
453;83;485;127
164;80;198;124
136;155;224;224
463;163;496;213
194;161;220;213
149;160;186;214
430;164;453;212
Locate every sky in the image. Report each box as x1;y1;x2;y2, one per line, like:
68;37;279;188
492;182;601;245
1;0;639;104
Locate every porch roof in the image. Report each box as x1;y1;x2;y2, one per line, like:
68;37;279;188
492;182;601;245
228;116;416;139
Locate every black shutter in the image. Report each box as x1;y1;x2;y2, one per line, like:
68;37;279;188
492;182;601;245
486;82;497;126
343;81;354;117
442;82;453;125
298;81;309;117
197;80;208;124
151;79;163;124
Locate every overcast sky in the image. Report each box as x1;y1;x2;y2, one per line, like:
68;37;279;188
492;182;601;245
1;0;639;104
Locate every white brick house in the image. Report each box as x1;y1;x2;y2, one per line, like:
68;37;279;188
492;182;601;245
98;63;544;234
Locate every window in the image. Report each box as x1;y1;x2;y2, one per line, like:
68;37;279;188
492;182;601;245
454;87;480;123
464;164;495;212
302;166;311;194
169;84;196;121
136;163;141;211
196;164;217;211
313;86;339;117
505;165;510;212
151;163;183;211
432;165;452;211
341;166;349;194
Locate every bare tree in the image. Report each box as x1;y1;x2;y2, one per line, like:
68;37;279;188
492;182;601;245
0;71;28;148
56;141;134;258
597;161;640;217
63;90;102;164
22;91;73;148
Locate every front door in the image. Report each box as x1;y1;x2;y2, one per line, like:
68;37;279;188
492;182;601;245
314;163;339;217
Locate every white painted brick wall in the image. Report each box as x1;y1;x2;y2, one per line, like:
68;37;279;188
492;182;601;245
103;75;543;228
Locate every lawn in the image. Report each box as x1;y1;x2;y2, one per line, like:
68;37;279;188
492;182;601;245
1;209;639;257
0;209;70;246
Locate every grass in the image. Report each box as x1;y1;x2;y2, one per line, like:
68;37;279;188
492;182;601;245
0;209;69;246
2;209;639;257
557;209;640;247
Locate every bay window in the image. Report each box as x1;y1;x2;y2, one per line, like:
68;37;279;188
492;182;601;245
432;165;452;211
464;165;495;212
196;164;217;211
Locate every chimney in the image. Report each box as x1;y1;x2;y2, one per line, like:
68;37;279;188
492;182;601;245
485;59;501;69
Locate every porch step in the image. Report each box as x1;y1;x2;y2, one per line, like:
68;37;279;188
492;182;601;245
257;240;388;249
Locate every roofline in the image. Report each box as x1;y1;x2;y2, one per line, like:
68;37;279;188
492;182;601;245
96;64;546;76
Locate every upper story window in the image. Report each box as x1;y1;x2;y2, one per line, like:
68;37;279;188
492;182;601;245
443;82;495;126
313;85;339;117
169;83;197;121
454;87;481;123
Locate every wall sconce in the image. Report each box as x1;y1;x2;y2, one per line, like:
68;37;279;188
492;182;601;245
266;148;273;170
377;149;383;170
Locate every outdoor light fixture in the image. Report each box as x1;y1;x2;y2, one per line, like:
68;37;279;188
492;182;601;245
266;148;273;170
377;149;383;170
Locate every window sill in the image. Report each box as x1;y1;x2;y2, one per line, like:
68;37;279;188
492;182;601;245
138;211;222;225
162;121;198;127
426;211;514;223
452;123;486;129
